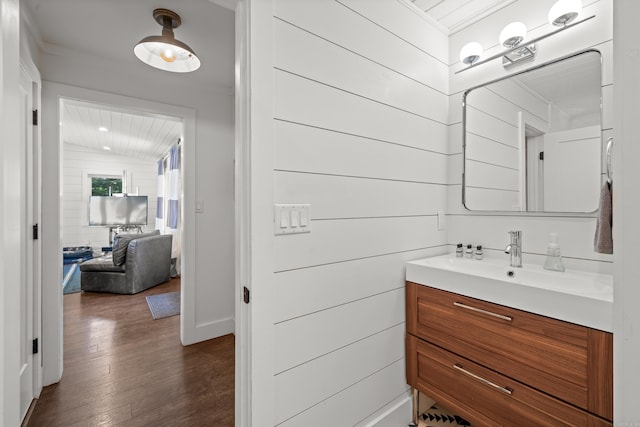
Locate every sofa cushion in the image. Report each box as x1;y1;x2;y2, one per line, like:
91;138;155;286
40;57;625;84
80;256;126;273
112;230;160;266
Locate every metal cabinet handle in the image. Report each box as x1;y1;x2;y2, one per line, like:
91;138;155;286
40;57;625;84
453;302;512;322
453;364;513;395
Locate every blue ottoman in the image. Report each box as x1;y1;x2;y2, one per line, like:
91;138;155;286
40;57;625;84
63;246;93;265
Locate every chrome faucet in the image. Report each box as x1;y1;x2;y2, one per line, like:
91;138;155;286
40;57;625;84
504;230;522;268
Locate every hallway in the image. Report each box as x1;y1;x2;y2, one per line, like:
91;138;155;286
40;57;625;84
26;279;234;426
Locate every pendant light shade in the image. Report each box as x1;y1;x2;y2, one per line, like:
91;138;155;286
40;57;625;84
134;9;201;73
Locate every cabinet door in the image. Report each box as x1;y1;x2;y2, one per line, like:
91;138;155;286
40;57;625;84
408;335;611;427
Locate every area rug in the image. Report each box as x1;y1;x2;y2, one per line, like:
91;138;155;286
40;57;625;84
62;263;81;295
145;291;181;320
409;405;472;427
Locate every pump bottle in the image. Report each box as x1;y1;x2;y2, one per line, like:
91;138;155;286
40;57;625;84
543;233;565;272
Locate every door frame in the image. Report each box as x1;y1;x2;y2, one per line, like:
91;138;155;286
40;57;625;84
234;0;250;425
40;82;196;385
234;0;277;425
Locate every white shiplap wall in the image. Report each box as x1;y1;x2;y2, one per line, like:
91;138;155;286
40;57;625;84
271;0;448;424
62;143;158;248
448;0;614;274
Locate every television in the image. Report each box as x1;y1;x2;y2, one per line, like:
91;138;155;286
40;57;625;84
89;196;148;226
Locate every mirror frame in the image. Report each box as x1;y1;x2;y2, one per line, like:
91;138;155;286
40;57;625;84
462;49;603;214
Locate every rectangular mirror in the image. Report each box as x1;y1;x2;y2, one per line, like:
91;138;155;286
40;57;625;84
463;50;602;212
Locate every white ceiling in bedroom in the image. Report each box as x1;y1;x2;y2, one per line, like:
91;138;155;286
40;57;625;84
62;99;182;161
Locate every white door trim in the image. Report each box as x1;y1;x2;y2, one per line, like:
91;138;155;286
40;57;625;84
234;0;251;425
236;0;277;425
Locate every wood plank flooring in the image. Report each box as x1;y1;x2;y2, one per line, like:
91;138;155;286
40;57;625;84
27;279;234;426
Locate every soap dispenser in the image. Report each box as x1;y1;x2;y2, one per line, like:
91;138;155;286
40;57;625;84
543;233;565;272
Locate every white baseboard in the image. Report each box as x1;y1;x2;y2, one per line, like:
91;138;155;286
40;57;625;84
181;317;235;345
359;391;413;427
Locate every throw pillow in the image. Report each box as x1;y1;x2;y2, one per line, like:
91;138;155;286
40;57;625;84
112;230;160;266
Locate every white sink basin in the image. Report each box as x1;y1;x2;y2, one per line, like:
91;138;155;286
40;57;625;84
406;254;613;332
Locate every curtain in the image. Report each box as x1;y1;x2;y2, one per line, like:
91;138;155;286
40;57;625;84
167;144;181;277
155;159;165;234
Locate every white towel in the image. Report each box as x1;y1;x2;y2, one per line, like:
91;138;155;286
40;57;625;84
594;181;613;254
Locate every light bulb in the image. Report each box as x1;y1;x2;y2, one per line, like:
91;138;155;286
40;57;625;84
499;22;527;48
548;0;582;26
160;48;176;62
460;42;483;66
134;40;200;72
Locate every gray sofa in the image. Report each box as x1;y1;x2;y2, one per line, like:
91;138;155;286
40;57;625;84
80;231;172;294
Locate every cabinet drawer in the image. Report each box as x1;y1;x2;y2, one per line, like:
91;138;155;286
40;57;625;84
407;335;611;427
406;282;612;419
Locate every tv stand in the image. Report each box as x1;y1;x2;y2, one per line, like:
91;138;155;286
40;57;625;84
108;225;143;246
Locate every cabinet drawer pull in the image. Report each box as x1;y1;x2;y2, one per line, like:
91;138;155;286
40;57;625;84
453;364;513;395
453;302;512;322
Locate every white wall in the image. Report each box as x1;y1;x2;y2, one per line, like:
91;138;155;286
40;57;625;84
448;0;613;274
250;0;450;424
614;1;640;422
62;143;158;248
1;0;23;424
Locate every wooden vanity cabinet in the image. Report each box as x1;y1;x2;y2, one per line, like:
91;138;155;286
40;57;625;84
406;281;613;427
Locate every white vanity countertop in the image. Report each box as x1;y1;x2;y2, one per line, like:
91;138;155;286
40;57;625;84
406;254;613;332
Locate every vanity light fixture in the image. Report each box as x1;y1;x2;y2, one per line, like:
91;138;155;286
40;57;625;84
134;8;201;73
548;0;582;26
459;42;484;65
499;21;537;68
457;0;592;73
499;22;527;48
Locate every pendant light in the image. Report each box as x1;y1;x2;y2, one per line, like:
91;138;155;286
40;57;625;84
134;9;201;73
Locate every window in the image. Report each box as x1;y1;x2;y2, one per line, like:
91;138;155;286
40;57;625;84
91;176;122;196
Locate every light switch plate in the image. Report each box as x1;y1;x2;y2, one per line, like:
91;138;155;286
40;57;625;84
274;204;311;235
437;211;446;231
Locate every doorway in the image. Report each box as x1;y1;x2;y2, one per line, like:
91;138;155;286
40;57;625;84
40;82;197;385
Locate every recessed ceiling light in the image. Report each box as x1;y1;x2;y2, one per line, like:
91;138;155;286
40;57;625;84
103;146;111;151
98;126;109;132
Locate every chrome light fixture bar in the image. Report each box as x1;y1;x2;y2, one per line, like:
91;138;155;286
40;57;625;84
455;14;594;74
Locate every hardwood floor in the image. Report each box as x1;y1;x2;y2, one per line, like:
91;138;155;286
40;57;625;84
27;279;234;426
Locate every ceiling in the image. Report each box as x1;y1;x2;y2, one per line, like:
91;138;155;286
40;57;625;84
514;51;602;124
62;99;183;161
23;0;234;159
410;0;516;34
